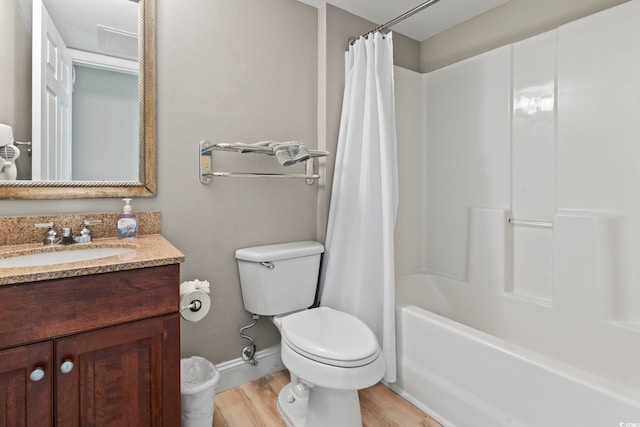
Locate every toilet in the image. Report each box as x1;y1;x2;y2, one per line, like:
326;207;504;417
235;241;385;427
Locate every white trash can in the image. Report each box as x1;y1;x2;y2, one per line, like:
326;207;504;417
180;356;220;427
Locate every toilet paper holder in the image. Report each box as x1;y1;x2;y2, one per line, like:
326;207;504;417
182;299;203;312
179;280;211;322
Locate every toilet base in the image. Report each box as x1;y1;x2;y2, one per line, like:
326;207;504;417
277;382;363;427
277;383;306;427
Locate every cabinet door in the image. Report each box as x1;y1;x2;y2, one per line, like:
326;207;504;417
54;315;180;427
0;341;53;427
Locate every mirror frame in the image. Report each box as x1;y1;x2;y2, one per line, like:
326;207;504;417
0;0;156;200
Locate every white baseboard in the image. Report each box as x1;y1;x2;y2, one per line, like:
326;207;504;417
215;344;286;393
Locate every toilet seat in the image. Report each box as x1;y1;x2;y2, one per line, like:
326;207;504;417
281;307;380;368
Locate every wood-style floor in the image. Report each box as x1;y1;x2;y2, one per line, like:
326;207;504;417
213;370;443;427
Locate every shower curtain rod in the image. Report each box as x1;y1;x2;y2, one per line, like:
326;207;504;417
349;0;441;45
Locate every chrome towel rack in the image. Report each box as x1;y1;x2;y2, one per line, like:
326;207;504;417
199;140;328;185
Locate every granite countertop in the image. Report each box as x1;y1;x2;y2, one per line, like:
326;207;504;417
0;234;185;286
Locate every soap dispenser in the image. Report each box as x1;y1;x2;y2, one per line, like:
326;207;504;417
116;198;139;240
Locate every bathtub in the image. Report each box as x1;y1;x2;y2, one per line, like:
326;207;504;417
390;274;640;427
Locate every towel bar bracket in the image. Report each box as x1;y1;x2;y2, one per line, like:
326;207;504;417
305;159;315;185
199;140;214;185
199;140;325;185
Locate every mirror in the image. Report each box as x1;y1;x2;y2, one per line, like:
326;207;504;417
0;0;155;199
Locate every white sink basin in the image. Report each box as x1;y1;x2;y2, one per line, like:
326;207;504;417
0;247;136;268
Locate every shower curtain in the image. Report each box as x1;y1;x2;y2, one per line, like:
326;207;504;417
319;32;398;382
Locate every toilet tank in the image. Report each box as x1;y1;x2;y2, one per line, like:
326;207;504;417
235;241;325;316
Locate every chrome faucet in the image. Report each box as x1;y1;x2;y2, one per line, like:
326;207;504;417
34;222;60;246
75;219;102;243
61;228;75;245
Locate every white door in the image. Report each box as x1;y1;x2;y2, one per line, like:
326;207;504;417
32;0;72;181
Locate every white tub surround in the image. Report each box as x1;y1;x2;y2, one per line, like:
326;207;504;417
392;1;640;425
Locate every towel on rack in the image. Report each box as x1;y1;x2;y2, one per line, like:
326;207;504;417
267;141;310;166
217;140;310;166
215;142;272;153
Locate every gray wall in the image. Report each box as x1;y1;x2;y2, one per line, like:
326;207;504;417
420;0;631;72
157;0;319;362
0;0;32;180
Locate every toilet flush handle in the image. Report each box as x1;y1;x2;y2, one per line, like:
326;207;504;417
260;262;274;270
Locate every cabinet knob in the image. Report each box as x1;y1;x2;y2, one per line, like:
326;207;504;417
59;360;74;374
29;367;45;382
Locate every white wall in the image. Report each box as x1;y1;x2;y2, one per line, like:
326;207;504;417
72;66;138;181
424;46;511;281
510;30;556;300
393;66;427;275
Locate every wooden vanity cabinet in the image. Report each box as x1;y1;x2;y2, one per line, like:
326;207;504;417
0;264;181;427
0;341;52;426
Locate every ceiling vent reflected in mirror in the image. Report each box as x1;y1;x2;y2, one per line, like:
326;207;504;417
41;0;139;59
97;24;138;60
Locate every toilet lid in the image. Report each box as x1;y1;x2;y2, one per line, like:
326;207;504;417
281;307;380;368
